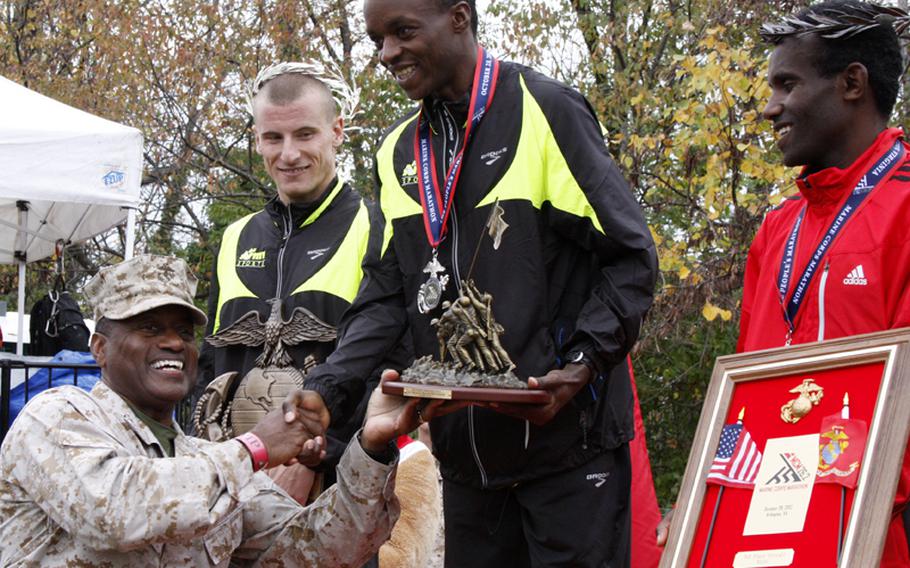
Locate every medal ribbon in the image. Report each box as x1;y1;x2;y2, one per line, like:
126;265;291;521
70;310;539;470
778;139;904;334
414;45;500;248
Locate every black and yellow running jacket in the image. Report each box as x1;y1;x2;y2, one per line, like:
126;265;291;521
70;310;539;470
307;62;658;489
200;178;379;469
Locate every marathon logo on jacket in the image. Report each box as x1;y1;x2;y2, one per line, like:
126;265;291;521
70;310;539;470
843;264;868;286
237;247;266;268
401;161;418;186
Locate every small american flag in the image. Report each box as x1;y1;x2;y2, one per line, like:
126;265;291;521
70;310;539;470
707;421;762;488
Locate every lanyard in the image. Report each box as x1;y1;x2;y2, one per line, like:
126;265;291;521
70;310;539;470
413;45;499;248
778;139;904;338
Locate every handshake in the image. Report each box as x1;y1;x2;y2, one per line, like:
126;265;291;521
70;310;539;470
244;370;469;469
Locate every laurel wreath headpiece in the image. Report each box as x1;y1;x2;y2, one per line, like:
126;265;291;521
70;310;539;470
246;61;361;130
760;2;910;42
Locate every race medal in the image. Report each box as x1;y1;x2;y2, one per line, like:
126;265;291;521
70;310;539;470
417;278;443;314
413;45;499;315
418;253;450;314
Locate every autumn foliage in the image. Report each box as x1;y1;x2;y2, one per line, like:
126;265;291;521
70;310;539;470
4;0;908;504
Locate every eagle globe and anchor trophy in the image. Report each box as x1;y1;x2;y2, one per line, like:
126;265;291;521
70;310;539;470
382;201;548;404
192;298;336;440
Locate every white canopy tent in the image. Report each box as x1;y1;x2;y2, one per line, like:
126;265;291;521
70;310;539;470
0;75;142;354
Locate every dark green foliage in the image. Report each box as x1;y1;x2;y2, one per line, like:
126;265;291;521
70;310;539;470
635;311;739;505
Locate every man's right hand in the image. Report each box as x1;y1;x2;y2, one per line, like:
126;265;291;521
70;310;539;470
249;389;330;468
360;369;470;454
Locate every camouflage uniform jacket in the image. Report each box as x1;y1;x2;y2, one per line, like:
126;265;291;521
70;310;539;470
0;382;399;567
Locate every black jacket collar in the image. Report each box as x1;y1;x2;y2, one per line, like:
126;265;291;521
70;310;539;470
264;176;340;229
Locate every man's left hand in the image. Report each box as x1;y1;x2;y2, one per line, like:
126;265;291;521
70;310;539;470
490;363;591;425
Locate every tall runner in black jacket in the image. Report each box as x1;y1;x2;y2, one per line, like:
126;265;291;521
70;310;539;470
305;1;658;566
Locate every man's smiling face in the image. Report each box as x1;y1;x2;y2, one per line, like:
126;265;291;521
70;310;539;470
763;35;852;174
365;0;466;101
254;85;343;205
92;305;199;424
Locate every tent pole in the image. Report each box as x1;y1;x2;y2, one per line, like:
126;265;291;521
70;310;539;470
16;260;25;356
15;201;28;356
124;208;136;260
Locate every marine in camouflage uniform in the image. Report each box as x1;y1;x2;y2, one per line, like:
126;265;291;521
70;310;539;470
0;254;410;567
0;382;396;567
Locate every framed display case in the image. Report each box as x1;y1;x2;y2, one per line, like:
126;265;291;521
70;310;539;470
661;329;910;568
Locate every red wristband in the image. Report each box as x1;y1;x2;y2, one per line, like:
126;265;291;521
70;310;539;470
236;432;269;472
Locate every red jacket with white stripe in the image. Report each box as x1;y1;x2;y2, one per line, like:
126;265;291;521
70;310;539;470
738;127;910;566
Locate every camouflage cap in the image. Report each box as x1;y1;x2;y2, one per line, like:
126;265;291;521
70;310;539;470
84;254;207;325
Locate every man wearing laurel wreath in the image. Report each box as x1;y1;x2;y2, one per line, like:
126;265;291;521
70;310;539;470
197;63;408;505
743;2;910;565
303;0;659;566
658;2;910;565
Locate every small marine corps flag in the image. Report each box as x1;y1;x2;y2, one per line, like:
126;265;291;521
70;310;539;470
816;393;868;489
818;393;868;562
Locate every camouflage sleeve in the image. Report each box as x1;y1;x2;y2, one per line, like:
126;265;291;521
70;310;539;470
231;433;400;566
3;392;260;551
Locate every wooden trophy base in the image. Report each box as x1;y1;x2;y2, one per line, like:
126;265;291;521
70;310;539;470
382;381;549;404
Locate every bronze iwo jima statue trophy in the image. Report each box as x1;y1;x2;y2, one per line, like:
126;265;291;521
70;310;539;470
193;298;336;439
383;199;547;404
